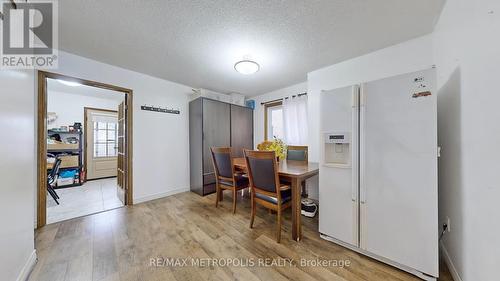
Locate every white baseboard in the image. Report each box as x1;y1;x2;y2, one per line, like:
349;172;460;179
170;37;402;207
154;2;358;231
440;241;462;281
17;250;37;281
134;187;189;204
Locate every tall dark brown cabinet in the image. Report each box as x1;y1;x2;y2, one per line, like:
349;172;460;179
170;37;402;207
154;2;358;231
189;97;254;196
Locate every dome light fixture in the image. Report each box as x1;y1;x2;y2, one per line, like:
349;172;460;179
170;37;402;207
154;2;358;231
234;60;260;75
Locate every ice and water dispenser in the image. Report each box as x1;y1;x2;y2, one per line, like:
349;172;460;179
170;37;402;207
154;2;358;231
323;132;351;166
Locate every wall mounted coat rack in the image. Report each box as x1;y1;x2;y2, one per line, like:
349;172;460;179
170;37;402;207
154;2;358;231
141;105;180;114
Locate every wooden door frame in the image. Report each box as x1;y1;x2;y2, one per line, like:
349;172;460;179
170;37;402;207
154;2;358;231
37;71;133;228
263;101;282;141
83;107;118;182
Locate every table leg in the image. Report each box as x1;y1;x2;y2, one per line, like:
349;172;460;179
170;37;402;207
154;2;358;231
291;177;302;241
301;180;308;198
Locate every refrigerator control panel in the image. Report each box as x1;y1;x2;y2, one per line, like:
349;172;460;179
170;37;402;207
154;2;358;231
325;132;350;144
324;132;350;166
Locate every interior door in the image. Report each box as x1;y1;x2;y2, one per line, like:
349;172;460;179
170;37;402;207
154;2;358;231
116;101;126;204
360;69;438;276
85;108;119;180
319;85;359;247
230;105;253;157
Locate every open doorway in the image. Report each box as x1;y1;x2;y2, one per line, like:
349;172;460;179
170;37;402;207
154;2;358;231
37;71;133;227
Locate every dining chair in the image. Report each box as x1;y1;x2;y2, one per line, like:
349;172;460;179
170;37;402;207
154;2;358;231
244;149;291;243
211;147;249;214
47;157;62;205
286;145;308;162
285;145;308;197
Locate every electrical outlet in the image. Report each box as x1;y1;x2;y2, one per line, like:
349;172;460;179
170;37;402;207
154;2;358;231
446;217;451;232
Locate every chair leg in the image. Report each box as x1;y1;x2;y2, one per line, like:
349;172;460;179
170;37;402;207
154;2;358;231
250;195;256;228
276;208;282;243
215;184;220;208
47;187;55;198
232;189;237;214
219;187;223;201
47;187;59;205
50;186;60;199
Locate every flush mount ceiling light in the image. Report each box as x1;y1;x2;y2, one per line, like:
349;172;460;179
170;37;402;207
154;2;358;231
57;79;81;87
234;60;260;75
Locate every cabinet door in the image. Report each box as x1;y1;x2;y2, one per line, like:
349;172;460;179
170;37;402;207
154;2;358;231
230;105;253;157
189;98;203;195
202;99;231;181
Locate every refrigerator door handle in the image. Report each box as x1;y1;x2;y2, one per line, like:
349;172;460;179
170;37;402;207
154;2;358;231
351;86;359;202
359;86;367;204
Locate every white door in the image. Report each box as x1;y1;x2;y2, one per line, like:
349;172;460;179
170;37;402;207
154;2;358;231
86;109;119;180
319;85;359;247
116;101;126;204
359;69;438;277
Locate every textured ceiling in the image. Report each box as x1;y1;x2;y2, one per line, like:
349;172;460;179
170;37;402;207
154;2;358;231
58;0;444;96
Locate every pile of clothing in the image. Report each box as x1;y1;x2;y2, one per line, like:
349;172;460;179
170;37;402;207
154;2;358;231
57;170;77;186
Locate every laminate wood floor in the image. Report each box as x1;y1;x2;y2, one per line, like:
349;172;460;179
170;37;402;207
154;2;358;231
30;191;454;281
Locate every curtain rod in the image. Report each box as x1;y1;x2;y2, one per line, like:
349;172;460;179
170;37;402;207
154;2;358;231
260;92;307;105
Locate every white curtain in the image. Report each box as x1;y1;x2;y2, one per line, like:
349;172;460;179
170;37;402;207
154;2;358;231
283;95;308;145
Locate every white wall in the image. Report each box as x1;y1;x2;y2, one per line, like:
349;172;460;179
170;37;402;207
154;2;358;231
3;2;498;279
47;90;122;129
0;70;36;281
1;51;194;280
307;34;435;163
251;5;500;278
433;1;500;280
54;51;193;203
306;35;434;201
252;35;435;199
47;90;123;171
251;82;308;147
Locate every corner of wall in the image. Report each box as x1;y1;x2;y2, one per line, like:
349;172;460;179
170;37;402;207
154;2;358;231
440;242;462;281
16;250;37;281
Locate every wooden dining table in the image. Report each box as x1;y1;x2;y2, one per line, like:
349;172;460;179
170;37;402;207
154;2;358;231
233;157;319;241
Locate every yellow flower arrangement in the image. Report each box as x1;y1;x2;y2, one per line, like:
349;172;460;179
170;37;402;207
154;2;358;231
266;138;287;161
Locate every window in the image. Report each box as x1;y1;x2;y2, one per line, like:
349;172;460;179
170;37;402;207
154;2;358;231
265;102;284;140
93;121;118;157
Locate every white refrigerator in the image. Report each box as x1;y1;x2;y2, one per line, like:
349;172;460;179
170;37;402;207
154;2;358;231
319;68;438;280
